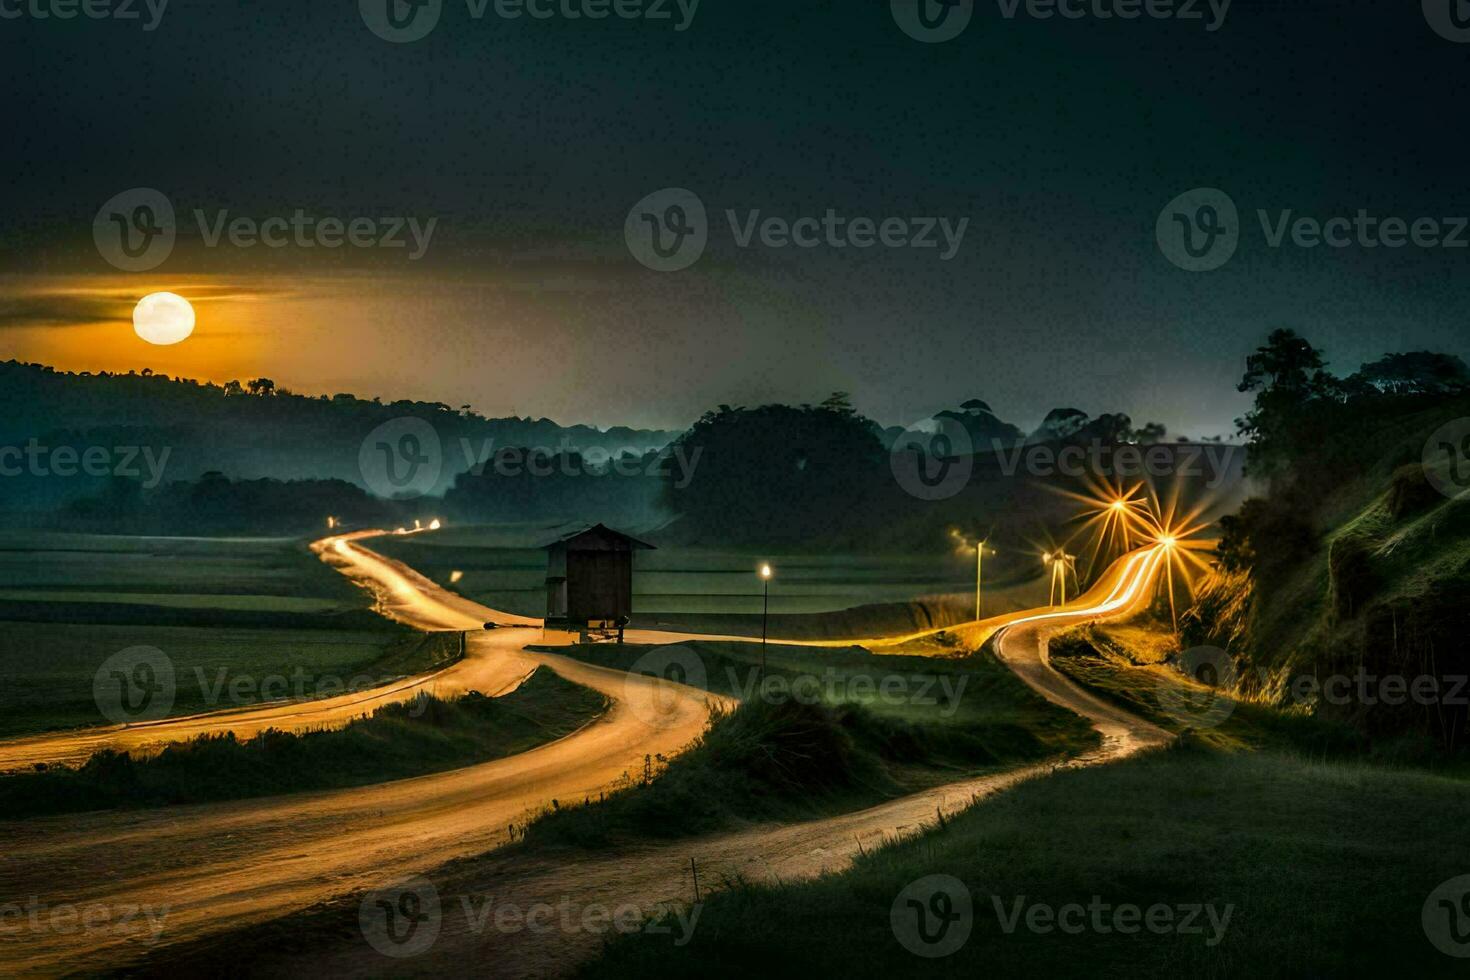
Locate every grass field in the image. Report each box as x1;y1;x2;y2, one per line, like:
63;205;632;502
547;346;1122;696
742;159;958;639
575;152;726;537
518;638;1098;847
582;745;1470;977
372;522;1050;638
0;532;450;739
0;667;607;817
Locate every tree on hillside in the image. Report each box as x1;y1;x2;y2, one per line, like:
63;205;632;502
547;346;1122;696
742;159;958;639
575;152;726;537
247;377;276;397
668;402;886;542
1234;329;1342;479
1132;422;1167;444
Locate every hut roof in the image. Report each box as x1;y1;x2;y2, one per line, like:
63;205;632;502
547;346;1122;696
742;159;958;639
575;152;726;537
543;523;656;552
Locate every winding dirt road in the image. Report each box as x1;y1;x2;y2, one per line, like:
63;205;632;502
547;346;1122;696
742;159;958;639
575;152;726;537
0;535;1172;977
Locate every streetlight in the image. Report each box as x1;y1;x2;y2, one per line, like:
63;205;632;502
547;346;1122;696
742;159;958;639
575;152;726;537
974;541;993;621
759;563;773;677
1046;551;1077;606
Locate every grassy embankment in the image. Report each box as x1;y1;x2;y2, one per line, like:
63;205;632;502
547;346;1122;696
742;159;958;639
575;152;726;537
0;667;607;817
584;745;1470;977
516;638;1098;848
0;533;456;738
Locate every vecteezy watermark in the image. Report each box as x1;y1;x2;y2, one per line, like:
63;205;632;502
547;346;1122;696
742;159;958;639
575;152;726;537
991;440;1238;487
624;645;709;729
93;188;437;272
892;874;973;957
890;417;975;502
889;421;1240;501
359;876;701;958
458;436;702;489
1155;645;1237;729
1155;187;1239;272
1158;187;1470;272
359;0;699;44
1424;0;1470;43
1422;417;1470;500
726;667;968;716
1424;874;1470;957
0;0;168;30
0;898;170;940
623;646;970;729
94;646;176;725
358;418;698;501
1287;670;1469;709
0;440;170;489
92;646;437;724
360;417;444;500
891;876;1233;956
991;895;1233;945
890;0;1229;43
625;188;969;272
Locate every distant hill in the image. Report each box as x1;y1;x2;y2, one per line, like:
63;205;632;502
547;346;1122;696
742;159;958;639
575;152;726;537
0;361;682;517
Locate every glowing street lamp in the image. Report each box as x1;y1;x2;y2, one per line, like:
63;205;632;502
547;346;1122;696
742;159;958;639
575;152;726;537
973;541;994;621
759;563;773;677
1047;551;1077;607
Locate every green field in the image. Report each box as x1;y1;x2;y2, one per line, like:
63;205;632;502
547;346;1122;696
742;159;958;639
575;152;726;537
0;532;451;739
372;523;1049;637
0;667;607;817
517;638;1097;848
583;746;1470;977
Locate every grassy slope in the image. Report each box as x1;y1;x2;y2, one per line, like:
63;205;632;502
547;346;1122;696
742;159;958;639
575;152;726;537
0;667;607;817
518;639;1098;848
585;747;1470;978
0;533;453;738
1048;622;1367;756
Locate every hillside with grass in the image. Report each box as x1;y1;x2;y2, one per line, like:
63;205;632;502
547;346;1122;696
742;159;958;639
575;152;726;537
1179;334;1470;756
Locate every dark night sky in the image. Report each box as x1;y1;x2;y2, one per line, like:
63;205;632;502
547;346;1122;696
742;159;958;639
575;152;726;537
2;0;1467;436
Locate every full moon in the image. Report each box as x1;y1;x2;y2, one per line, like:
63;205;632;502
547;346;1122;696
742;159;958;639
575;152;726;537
132;292;196;346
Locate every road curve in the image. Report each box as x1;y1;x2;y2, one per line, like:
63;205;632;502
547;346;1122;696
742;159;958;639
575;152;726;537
0;538;1174;977
0;535;732;977
133;546;1178;979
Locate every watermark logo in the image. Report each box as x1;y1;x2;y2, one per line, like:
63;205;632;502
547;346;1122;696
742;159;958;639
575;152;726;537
890;417;973;501
360;876;442;958
625;644;708;729
1156;187;1238;272
0;440;171;488
1155;645;1236;729
359;417;443;499
891;874;973;957
0;0;169;30
1424;875;1470;957
93;646;176;724
0;898;170;940
891;0;974;43
94;188;176;272
625;187;707;272
95;188;436;268
1424;0;1470;43
1422;417;1470;500
360;0;443;42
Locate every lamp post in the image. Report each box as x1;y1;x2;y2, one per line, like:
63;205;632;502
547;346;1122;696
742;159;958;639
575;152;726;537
974;541;991;621
759;563;773;677
1044;551;1076;607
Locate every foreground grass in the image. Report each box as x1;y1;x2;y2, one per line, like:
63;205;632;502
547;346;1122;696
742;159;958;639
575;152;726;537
0;532;449;738
585;746;1470;977
0;667;606;817
520;640;1097;848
